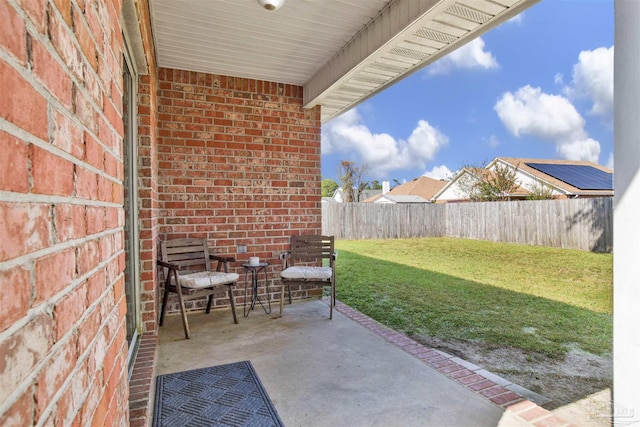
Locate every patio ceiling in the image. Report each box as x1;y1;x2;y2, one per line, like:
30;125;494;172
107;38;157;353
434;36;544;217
150;0;540;124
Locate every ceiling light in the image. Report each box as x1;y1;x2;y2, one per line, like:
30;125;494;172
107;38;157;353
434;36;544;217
257;0;286;11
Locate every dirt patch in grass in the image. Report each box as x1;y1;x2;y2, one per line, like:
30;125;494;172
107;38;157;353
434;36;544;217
412;335;612;411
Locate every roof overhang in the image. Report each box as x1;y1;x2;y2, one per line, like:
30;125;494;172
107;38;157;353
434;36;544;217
150;0;540;124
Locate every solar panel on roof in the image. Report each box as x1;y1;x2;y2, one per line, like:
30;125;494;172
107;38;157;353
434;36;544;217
525;163;613;191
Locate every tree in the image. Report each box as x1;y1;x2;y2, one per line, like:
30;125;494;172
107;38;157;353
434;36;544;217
527;181;556;200
456;161;520;202
478;162;520;201
321;178;339;197
337;160;369;202
366;180;383;190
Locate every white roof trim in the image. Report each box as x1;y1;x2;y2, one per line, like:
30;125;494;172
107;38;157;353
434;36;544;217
305;0;540;123
431;168;477;200
122;0;149;75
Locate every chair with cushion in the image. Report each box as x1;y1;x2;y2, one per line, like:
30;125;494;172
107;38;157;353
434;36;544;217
279;235;337;318
158;238;239;338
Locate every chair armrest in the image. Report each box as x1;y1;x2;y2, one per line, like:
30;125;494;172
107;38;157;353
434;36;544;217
280;252;291;269
157;260;179;270
158;259;181;287
210;254;236;263
210;254;235;273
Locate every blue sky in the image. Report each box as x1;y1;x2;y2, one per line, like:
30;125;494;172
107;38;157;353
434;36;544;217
321;0;614;184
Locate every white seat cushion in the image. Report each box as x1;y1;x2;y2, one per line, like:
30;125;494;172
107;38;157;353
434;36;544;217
280;266;332;281
179;271;239;289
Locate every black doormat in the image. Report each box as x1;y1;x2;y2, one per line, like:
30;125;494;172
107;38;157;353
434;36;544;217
153;361;285;427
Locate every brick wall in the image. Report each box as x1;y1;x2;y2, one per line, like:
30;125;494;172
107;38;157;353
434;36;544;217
155;68;323;312
0;0;129;425
134;0;160;336
138;72;160;335
127;0;159;425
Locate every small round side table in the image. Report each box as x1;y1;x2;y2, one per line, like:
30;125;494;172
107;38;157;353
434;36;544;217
241;262;271;317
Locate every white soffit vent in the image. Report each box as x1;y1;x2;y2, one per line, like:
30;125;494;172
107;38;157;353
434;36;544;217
307;0;539;123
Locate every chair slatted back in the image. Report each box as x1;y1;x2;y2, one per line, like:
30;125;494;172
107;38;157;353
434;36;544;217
289;235;334;266
160;238;211;271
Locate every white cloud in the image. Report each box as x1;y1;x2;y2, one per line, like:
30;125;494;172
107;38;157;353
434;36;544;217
423;165;453;180
495;86;584;139
556;137;601;163
484;134;500;149
427;37;499;76
494;85;601;162
606;152;614;169
564;46;614;117
321;108;358;155
507;14;523;25
322;109;449;177
554;73;564;85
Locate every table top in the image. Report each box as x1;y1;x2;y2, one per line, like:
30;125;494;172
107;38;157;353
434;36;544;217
241;262;269;268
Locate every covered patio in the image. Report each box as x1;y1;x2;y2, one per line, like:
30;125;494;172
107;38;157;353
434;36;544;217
2;0;638;425
151;299;569;426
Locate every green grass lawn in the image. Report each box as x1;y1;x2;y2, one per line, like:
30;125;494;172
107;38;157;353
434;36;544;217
335;237;612;358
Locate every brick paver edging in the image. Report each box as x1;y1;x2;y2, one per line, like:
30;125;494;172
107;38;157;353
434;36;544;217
332;299;576;427
128;334;158;427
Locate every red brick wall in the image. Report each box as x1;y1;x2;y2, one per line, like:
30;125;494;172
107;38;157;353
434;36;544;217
155;68;323;311
128;1;159;426
0;0;129;425
135;0;160;337
138;72;160;334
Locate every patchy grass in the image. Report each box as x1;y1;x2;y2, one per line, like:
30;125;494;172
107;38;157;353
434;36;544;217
335;238;612;358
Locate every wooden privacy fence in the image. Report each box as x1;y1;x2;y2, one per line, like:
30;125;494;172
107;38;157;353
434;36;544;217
322;197;613;253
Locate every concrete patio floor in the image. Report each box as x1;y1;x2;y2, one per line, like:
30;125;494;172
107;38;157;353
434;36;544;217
156;299;571;427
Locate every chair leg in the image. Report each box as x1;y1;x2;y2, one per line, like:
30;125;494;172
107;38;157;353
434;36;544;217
174;276;190;339
329;280;336;319
332;279;337;306
177;296;190;338
205;294;214;314
279;282;285;317
228;285;238;324
159;286;169;327
329;284;333;320
288;285;292;304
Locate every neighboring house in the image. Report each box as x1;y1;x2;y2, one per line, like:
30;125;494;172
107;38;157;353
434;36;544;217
433;167;529;202
375;194;431;203
332;187;383;203
433;157;614;202
365;176;447;203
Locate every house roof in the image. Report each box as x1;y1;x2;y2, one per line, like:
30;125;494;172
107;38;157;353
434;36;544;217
149;0;540;123
378;194;431;204
495;157;614;197
390;176;448;200
433;157;614;201
334;187;382;202
363;194;382;203
366;176;447;202
361;189;383;201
